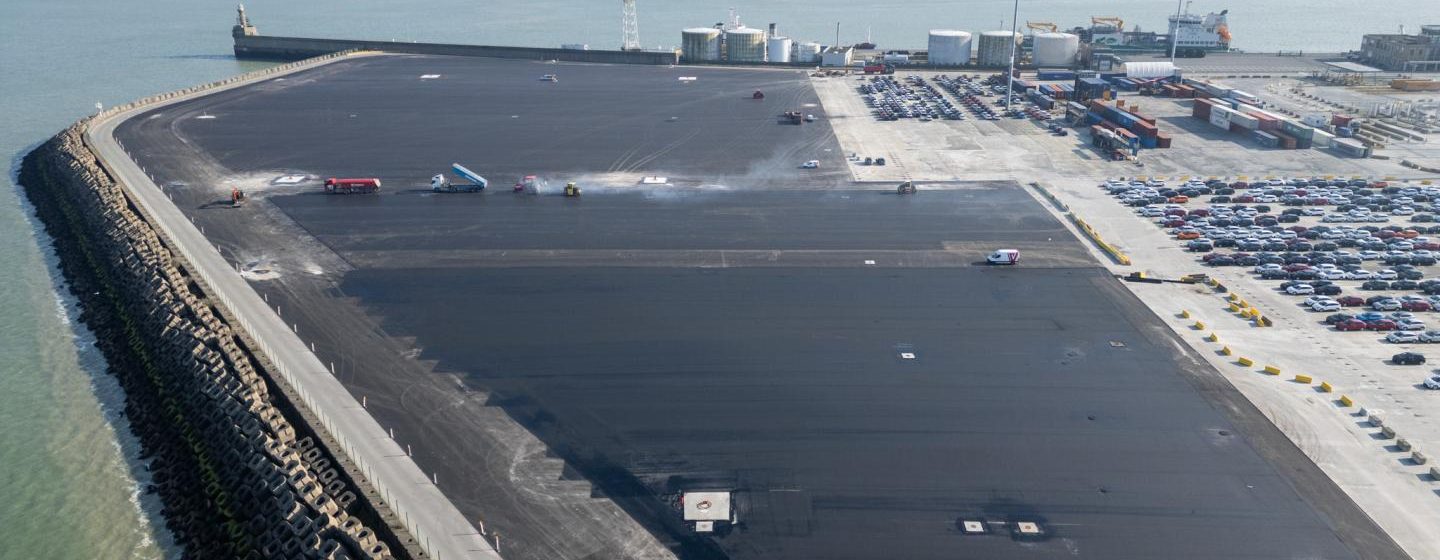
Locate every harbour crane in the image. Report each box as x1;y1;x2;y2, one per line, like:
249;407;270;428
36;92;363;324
1090;16;1125;32
1026;21;1058;34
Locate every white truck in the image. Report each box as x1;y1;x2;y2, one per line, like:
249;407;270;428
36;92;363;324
987;249;1019;265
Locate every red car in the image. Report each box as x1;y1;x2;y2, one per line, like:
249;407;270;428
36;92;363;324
1367;319;1398;331
1234;195;1256;203
1402;301;1432;312
1337;296;1366;307
1336;319;1368;331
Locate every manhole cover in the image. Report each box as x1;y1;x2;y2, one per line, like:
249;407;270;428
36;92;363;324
900;352;916;360
961;520;986;534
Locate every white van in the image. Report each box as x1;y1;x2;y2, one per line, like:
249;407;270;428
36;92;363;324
987;249;1019;265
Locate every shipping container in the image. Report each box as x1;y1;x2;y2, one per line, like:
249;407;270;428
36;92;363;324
1336;126;1353;138
1155;132;1172;148
1331;114;1355;127
1228;111;1260;130
1280;119;1315;140
1252;130;1279;148
1334;138;1369;157
1209;111;1231;130
1272;130;1297;149
1130;120;1158;138
1228;90;1258;104
1037;69;1076;81
1311;129;1335;148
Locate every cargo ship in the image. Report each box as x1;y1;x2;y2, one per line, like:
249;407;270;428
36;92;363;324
1070;9;1231;55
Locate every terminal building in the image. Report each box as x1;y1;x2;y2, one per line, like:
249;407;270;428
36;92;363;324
1359;25;1440;71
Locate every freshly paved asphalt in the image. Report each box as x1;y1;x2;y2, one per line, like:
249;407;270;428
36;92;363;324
108;54;1407;560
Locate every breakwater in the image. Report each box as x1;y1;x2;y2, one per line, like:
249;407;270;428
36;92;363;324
18;124;407;558
235;33;678;65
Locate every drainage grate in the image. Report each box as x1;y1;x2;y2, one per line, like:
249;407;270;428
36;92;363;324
1109;340;1126;348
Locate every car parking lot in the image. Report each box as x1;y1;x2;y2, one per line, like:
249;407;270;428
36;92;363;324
1104;175;1440;364
857;73;1059;125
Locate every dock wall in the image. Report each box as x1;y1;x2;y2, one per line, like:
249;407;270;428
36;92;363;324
235;33;679;65
17;66;412;560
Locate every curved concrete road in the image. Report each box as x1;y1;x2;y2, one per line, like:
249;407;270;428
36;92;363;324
85;55;501;560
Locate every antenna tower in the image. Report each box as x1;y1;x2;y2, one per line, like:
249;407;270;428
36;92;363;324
622;0;641;51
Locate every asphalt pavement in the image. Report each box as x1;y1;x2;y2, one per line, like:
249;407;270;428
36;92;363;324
105;54;1405;560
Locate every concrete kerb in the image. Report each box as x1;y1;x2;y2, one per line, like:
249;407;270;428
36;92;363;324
1067;213;1132;266
83;49;500;560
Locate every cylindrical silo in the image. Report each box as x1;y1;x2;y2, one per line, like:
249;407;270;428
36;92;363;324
681;27;722;62
927;30;972;66
976;30;1021;66
792;41;822;63
725;27;767;62
1121;61;1177;79
1032;32;1080;67
767;36;793;63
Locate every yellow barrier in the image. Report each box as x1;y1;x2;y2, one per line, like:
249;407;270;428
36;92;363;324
1069;214;1132;266
1239;299;1250;308
1180;310;1191;318
1262;365;1281;375
1228;303;1240;312
1319;382;1334;393
1220;346;1232;355
1193;321;1205;330
1237;357;1254;366
1257;316;1273;327
1205;333;1219;342
1293;374;1313;383
1339;395;1354;407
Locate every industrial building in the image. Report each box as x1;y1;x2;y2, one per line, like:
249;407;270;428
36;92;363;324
1360;25;1440;71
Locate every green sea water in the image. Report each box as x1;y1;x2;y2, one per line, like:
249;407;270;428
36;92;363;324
2;0;1436;558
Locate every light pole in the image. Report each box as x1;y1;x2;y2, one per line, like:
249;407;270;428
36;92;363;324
1004;0;1020;113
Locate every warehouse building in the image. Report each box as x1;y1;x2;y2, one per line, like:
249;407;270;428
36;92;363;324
1360;25;1440;71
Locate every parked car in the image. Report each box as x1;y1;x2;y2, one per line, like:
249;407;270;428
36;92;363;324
1336;319;1369;331
1336;296;1366;307
1392;352;1426;365
1368;319;1399;331
1285;284;1315;295
1424;373;1440;389
1387;331;1421;343
1325;313;1356;325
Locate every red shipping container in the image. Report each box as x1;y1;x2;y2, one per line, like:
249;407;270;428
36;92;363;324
1331;114;1354;127
1132;120;1159;137
1116;128;1138;140
1272;130;1297;149
1156;132;1173;148
1088;100;1107;113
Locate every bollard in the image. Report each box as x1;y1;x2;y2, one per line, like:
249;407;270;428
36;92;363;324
1205;333;1219;342
1397;438;1412;451
1193;321;1206;330
1262;365;1281;375
1293;374;1312;383
1181;310;1191;319
1227;293;1239;302
1338;395;1354;407
1319;382;1333;393
1237;357;1254;366
1228;304;1241;313
1369;414;1384;427
1414;452;1428;466
1380;426;1396;439
1220;346;1233;356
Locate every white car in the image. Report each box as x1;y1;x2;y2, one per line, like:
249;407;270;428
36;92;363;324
1424;374;1440;390
801;160;819;169
1419;330;1440;343
1376;269;1399;280
1387;331;1421;343
1303;208;1326;216
1347;270;1375;280
1398;319;1427;332
1285;284;1315;295
1304;295;1334;307
1311;300;1342;312
1373;299;1402;311
1255;263;1284;274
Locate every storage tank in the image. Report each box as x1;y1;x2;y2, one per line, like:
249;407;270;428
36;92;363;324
1032;32;1079;67
1122;61;1177;79
976;30;1021;67
725;27;767;62
767;36;793;63
792;41;823;63
927;30;972;66
681;27;722;61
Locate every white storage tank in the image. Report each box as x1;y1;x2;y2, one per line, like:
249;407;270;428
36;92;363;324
1122;61;1177;79
927;30;972;66
681;27;722;61
976;30;1021;67
725;27;767;62
767;36;793;63
792;41;823;63
1032;32;1079;67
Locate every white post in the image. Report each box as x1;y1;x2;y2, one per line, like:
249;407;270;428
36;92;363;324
1005;0;1020;114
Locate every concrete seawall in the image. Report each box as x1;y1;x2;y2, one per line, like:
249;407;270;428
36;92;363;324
235;34;678;65
18;124;409;559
